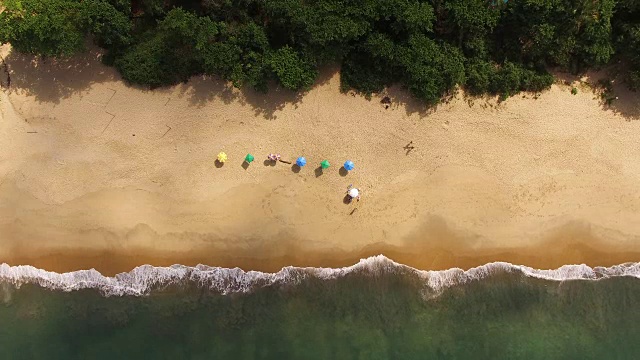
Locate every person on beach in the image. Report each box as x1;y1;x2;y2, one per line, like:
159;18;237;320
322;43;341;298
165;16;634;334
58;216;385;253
346;185;361;203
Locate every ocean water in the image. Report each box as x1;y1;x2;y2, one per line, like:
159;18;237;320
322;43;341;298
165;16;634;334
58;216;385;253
1;256;639;360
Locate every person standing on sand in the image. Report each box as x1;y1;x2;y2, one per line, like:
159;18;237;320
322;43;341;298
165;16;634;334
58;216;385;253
347;185;361;203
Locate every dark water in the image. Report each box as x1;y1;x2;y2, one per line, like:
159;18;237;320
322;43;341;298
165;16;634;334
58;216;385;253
1;268;639;360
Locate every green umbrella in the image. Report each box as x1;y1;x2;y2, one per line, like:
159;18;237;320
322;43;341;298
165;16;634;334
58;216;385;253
245;154;255;163
320;160;330;169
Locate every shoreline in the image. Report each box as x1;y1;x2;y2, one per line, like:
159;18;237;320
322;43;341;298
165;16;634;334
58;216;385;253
4;239;640;277
3;219;640;276
1;45;640;276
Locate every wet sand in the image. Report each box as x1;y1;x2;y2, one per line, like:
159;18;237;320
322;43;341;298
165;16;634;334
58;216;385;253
1;45;640;275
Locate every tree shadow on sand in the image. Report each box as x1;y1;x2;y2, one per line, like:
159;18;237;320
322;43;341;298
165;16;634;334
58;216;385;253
3;47;117;104
381;85;440;118
595;80;640;121
554;69;640;121
4;46;338;120
181;65;336;120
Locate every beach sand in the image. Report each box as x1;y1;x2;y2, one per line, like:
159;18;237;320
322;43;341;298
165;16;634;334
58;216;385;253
1;45;640;275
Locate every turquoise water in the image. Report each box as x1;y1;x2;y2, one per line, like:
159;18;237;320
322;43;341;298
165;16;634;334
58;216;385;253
1;263;639;359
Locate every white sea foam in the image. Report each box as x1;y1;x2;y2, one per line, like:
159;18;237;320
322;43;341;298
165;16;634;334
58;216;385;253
1;256;638;297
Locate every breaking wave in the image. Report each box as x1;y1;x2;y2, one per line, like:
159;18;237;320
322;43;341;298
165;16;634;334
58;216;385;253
1;256;639;297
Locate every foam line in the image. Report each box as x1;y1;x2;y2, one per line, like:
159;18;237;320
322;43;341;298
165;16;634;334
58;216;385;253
1;256;638;297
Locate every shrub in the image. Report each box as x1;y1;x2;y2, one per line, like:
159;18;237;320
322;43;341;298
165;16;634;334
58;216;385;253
267;46;317;90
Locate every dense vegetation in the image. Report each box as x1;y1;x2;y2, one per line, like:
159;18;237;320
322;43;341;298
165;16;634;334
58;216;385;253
1;0;638;102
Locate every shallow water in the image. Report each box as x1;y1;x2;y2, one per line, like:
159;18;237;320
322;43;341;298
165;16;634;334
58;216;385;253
1;260;639;359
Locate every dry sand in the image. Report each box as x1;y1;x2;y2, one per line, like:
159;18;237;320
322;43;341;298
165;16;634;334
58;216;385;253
1;45;640;275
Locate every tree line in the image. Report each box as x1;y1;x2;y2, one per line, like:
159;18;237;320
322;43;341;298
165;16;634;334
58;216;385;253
1;0;639;103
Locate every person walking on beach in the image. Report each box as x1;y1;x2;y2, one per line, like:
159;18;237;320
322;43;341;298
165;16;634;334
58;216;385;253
347;184;361;203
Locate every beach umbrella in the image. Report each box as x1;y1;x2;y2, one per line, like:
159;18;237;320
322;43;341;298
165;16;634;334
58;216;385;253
245;154;255;163
320;160;330;169
296;157;307;167
344;160;354;171
348;188;359;198
217;152;228;163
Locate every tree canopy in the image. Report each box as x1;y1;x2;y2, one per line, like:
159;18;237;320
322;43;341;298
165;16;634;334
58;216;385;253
0;0;636;102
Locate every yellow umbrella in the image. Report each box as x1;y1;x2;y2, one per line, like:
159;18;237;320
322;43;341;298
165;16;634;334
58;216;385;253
217;152;228;163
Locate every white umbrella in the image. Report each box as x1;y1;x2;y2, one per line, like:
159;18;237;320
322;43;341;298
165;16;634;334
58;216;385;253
348;188;359;198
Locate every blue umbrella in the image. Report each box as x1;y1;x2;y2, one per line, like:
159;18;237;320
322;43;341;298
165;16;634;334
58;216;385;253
296;157;307;167
344;160;354;171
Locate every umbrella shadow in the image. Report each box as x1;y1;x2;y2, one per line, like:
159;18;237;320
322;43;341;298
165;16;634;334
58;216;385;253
343;195;353;205
241;161;250;170
339;167;349;177
215;160;224;168
291;164;301;173
263;159;276;167
315;167;324;177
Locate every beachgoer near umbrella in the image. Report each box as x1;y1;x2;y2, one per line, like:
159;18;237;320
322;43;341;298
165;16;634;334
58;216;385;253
346;184;360;202
267;153;281;162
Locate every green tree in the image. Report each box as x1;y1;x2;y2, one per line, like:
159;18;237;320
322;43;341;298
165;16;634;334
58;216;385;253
496;0;615;70
264;0;375;61
397;35;466;104
0;0;130;57
0;0;87;56
81;0;132;49
199;22;273;91
442;0;501;57
115;8;216;87
267;46;317;90
613;0;640;89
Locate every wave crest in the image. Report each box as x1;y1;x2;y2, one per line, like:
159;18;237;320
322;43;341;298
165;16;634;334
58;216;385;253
1;256;639;297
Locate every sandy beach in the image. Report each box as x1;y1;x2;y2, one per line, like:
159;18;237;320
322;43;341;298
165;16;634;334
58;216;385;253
1;44;640;275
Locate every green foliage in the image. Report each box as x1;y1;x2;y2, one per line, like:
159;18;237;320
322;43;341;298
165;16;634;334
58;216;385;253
267;46;317;90
443;0;500;57
115;8;215;87
397;35;465;104
113;33;170;87
0;0;130;57
497;0;616;69
81;0;132;48
341;50;394;95
490;62;554;98
613;0;640;89
2;0;639;102
465;59;553;97
201;22;272;90
465;59;495;95
141;0;167;17
0;0;88;57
